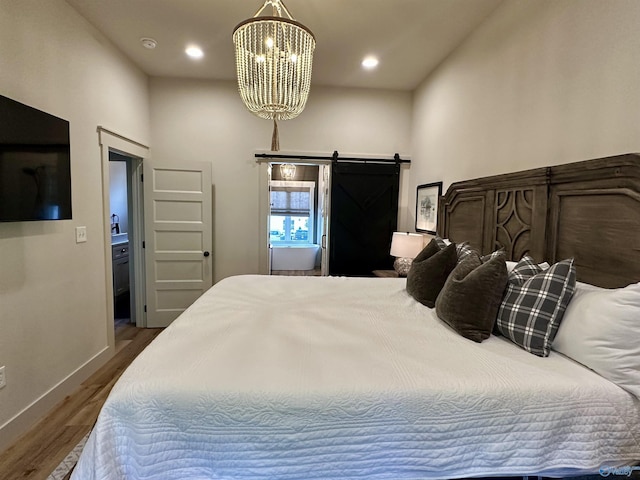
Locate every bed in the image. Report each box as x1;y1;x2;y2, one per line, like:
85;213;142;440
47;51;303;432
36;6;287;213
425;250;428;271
73;154;640;479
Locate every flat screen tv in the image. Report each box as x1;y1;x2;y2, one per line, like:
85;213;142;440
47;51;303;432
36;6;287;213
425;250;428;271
0;94;72;222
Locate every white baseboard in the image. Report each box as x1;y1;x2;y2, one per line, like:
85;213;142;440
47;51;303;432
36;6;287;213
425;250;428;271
0;345;113;453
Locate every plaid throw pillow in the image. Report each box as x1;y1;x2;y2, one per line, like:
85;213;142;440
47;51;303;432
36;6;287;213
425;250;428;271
456;242;476;263
434;236;477;263
496;258;576;357
481;249;506;263
508;255;544;286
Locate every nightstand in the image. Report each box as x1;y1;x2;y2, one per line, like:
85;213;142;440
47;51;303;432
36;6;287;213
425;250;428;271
372;270;399;278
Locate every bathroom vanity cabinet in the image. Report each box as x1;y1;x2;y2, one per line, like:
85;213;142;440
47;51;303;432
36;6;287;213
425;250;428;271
112;242;129;297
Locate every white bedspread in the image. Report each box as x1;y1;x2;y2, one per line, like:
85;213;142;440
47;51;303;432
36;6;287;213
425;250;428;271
73;275;640;479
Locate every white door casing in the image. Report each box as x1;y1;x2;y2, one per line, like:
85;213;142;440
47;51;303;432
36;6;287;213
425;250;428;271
266;163;272;273
144;161;213;328
319;164;331;276
257;155;332;276
99;127;149;342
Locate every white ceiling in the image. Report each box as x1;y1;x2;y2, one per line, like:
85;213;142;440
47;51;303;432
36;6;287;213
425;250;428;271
65;0;503;91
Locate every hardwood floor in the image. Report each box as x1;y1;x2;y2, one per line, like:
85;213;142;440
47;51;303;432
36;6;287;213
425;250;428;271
271;268;322;276
0;323;163;480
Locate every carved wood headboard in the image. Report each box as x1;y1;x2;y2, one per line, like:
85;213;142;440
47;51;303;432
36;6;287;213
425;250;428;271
438;153;640;288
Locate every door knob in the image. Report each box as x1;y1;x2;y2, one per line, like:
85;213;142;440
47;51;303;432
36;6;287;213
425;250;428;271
203;251;210;257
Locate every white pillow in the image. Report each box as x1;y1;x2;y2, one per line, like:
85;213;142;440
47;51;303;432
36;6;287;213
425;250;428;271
552;281;640;398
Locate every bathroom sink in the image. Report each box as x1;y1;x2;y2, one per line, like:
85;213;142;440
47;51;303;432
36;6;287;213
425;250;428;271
111;233;129;245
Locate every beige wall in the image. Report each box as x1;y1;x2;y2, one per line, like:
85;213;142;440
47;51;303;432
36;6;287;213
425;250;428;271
0;0;149;448
149;78;413;281
411;0;640;224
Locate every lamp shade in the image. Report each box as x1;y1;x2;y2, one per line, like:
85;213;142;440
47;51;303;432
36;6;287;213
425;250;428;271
390;232;424;258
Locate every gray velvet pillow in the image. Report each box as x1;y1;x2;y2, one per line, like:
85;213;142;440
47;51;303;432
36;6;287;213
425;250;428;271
412;237;442;263
406;241;458;308
435;253;508;343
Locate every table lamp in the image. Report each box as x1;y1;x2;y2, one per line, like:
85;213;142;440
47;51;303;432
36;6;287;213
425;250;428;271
390;232;425;276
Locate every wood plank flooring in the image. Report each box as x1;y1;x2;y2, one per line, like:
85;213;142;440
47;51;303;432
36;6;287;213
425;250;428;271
0;324;163;480
271;268;321;276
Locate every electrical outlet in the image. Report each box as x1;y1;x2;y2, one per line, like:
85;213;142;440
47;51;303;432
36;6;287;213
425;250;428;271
0;366;6;389
75;226;87;243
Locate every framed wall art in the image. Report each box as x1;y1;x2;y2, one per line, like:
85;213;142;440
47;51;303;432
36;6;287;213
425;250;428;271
415;182;442;234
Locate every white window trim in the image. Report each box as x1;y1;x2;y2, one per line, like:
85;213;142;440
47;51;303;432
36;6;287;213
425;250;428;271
270;180;315;245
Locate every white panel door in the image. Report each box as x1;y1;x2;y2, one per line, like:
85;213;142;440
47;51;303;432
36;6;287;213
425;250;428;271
144;161;212;327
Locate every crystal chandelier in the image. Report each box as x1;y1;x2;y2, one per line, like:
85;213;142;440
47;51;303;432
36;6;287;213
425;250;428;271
279;163;296;180
233;0;316;151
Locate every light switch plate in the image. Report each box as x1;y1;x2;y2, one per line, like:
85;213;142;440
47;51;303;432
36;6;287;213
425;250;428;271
75;226;87;243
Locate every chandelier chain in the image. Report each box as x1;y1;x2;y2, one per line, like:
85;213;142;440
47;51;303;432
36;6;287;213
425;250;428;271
253;0;294;20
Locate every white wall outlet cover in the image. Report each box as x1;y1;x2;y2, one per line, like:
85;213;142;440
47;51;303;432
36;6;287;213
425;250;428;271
0;366;5;389
75;226;87;243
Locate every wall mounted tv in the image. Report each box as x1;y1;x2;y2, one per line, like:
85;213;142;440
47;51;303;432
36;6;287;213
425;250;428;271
0;94;72;222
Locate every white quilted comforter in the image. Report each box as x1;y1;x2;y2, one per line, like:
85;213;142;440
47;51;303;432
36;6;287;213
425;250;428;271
73;275;640;479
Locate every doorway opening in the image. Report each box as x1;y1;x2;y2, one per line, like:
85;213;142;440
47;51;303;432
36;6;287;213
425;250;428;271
109;152;136;330
99;127;149;350
267;162;330;276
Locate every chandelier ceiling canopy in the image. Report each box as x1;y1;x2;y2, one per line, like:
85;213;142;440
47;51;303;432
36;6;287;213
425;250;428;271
233;0;316;151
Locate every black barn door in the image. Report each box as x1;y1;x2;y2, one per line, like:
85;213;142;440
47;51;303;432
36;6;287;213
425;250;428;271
329;162;399;276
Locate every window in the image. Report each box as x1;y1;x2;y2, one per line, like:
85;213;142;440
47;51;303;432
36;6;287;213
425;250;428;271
269;181;315;244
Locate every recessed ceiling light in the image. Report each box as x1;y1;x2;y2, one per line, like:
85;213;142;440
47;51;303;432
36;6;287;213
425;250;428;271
186;45;204;59
140;37;157;50
362;56;379;69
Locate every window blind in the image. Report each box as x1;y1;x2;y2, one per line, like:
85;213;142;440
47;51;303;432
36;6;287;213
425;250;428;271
270;187;310;216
